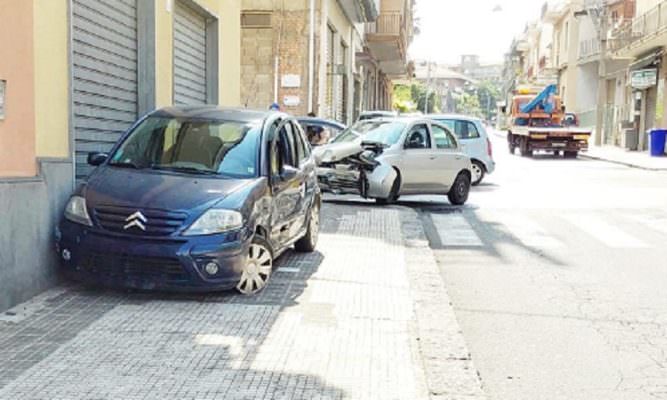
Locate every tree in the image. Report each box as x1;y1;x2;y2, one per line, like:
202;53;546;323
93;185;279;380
392;82;440;113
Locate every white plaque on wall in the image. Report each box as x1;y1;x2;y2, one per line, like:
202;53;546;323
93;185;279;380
281;74;301;88
283;96;301;107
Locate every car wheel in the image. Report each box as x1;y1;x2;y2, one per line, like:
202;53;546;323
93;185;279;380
508;134;516;154
447;173;471;206
471;161;485;186
520;138;533;157
295;201;320;253
236;235;273;296
376;172;400;205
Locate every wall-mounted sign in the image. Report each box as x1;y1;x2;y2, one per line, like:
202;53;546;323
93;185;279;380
283;96;300;107
0;80;6;120
631;68;658;90
281;74;301;88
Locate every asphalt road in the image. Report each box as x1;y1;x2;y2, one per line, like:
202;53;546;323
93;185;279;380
412;131;667;399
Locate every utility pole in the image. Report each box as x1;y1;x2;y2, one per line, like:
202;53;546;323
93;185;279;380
595;10;609;146
424;61;432;114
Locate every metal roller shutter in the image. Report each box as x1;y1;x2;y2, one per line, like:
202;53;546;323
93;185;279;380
173;1;207;105
72;0;138;179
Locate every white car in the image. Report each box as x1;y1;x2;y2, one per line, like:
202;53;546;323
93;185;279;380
313;118;473;205
427;114;495;185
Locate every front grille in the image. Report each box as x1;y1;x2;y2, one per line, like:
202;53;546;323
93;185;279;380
79;252;189;281
94;206;188;236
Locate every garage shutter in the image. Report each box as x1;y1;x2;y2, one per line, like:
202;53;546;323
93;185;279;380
173;1;207;105
72;0;138;179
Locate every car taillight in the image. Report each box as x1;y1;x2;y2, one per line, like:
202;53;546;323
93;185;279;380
487;138;493;158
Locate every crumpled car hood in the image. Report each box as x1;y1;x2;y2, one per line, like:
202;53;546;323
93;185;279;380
313;141;364;164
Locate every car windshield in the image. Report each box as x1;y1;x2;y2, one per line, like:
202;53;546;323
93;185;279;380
108;116;261;178
331;120;406;146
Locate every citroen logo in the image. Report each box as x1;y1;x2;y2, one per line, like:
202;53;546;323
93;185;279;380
124;211;148;231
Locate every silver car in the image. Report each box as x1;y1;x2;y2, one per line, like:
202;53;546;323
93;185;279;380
428;114;495;186
313;118;473;205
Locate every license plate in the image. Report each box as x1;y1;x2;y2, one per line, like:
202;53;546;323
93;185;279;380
552;143;566;147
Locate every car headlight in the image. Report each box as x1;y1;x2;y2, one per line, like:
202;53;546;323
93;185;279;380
64;196;93;226
184;209;243;236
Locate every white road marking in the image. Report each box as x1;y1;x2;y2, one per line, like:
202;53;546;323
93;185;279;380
492;214;564;248
622;212;667;236
277;267;301;273
563;214;649;248
431;213;484;247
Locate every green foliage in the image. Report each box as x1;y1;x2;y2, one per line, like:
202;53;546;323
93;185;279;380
392;83;440;113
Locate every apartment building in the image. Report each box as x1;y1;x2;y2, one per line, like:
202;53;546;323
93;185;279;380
610;0;667;151
240;0;414;125
0;0;242;312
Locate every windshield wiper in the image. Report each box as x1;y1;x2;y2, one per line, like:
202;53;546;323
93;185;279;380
108;161;143;169
150;165;220;175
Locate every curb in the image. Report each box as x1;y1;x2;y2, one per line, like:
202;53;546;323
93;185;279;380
399;208;487;400
579;153;667;171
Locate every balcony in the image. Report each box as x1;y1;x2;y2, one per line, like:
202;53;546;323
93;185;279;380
578;38;601;64
610;0;667;56
365;12;409;76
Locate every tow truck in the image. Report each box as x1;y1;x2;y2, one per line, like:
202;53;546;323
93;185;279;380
505;85;591;158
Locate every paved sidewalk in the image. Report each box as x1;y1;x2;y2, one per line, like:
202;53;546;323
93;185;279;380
0;203;485;400
580;146;667;171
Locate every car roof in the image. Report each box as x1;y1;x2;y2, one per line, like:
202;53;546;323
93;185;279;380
151;106;284;123
427;114;482;122
296;117;346;129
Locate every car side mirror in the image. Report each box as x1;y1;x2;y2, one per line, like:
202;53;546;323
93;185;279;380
405;137;421;149
280;165;299;181
87;152;108;166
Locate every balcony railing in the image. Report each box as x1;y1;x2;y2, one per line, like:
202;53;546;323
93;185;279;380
366;12;402;36
610;1;667;52
579;38;601;60
365;12;408;60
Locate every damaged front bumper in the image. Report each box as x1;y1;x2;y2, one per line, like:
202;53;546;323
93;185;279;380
317;161;397;199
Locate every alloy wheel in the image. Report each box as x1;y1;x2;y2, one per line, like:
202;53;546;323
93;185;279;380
471;163;483;183
236;243;273;295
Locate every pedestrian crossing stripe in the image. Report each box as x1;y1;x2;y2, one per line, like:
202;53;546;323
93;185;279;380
562;214;649;249
430;213;484;247
430;211;661;250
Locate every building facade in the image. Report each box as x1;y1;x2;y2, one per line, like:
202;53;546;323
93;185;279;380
0;0;242;312
240;0;413;125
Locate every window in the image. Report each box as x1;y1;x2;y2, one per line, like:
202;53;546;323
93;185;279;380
431;125;457;149
278;122;297;168
109;117;260;178
292;122;310;164
436;119;480;139
405;124;431;149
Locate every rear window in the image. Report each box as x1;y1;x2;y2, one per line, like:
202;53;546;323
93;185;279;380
436;119;480;139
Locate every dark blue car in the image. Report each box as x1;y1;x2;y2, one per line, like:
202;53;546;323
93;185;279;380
56;107;320;295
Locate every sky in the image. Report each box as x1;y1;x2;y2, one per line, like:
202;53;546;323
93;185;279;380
409;0;546;66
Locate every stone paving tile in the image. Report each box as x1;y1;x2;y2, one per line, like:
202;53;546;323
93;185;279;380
0;203;484;400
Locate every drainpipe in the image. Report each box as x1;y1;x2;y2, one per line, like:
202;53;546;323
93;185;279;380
274;56;279;104
307;0;315;113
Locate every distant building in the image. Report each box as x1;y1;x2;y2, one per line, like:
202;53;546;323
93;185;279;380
414;61;477;113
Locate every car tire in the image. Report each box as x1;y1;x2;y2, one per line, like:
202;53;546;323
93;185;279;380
236;235;273;296
471;161;485;186
295;200;320;253
447;172;471;206
375;172;400;205
508;134;516;154
520;138;533;157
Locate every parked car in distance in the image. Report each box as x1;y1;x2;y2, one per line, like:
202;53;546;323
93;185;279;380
56;107;320;295
296;117;346;146
358;110;398;121
427;114;495;185
313;118;473;205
